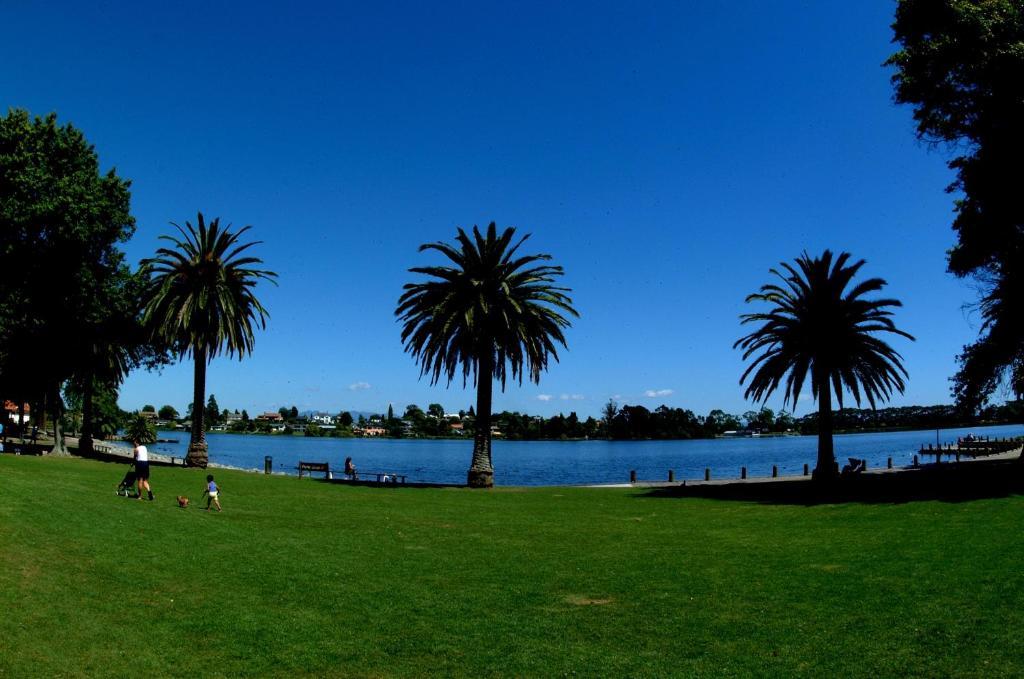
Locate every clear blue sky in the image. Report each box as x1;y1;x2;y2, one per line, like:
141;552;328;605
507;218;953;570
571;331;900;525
1;1;983;419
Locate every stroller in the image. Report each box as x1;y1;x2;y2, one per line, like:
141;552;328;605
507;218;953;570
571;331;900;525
116;468;138;497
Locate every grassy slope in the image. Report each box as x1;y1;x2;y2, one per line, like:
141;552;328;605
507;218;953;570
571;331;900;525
1;456;1022;678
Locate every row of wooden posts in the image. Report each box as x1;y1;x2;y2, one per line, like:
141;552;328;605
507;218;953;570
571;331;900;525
629;457;902;483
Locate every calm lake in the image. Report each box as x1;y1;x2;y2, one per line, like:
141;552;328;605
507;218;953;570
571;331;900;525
148;423;1024;486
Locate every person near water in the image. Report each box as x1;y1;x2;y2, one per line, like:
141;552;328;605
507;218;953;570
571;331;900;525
344;456;358;479
132;438;153;501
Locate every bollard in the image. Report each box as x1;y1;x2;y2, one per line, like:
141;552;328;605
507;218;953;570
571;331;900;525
863;459;868;471
629;469;636;483
668;469;674;482
956;453;961;462
741;466;747;480
887;457;893;469
265;455;272;474
913;454;919;468
803;463;809;476
772;465;778;478
704;468;711;481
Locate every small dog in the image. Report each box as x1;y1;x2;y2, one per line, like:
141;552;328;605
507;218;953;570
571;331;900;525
176;496;190;508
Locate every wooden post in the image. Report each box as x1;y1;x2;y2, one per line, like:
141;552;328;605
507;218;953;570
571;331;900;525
913;454;919;468
803;463;809;476
772;465;778;478
704;468;710;481
629;469;636;483
741;466;747;480
668;469;674;482
887;457;892;469
265;455;272;474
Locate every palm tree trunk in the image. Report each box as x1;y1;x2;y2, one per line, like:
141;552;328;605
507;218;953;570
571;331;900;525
813;378;837;480
468;350;494;488
186;346;209;468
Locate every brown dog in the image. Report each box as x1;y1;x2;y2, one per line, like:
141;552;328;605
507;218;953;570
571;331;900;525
176;496;189;508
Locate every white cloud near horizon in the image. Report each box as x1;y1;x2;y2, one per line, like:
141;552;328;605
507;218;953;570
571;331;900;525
537;394;554;401
348;381;371;391
559;393;585;400
644;388;674;398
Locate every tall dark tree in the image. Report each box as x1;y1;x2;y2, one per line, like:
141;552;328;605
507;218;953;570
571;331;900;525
0;109;139;455
206;394;221;427
888;1;1024;410
396;223;577;487
142;213;276;467
735;251;914;479
158;405;179;421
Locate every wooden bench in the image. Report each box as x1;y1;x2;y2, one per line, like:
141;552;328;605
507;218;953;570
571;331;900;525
298;461;331;479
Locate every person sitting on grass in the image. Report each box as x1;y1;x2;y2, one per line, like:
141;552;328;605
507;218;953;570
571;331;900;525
203;474;222;512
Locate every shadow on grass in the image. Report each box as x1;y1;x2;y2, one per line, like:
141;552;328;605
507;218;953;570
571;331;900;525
637;458;1024;505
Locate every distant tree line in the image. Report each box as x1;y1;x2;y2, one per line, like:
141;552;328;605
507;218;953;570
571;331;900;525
133;398;1022;442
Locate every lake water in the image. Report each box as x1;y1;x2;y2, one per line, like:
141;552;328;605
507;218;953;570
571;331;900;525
147;423;1024;486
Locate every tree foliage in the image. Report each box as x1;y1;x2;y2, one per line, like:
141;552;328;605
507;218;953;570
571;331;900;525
125;412;157;444
888;0;1024;410
396;223;577;487
0;109;148;453
736;251;914;478
141;213;276;466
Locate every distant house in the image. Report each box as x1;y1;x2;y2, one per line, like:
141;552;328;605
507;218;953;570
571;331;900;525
354;426;386;437
450;422;465;435
310;414;334;425
3;401;30;424
256;412;284;422
225;411;243;424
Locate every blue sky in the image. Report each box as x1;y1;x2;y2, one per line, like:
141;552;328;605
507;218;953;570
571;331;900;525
1;1;985;418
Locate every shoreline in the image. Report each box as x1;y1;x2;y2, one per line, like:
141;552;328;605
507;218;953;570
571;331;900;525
35;434;1019;490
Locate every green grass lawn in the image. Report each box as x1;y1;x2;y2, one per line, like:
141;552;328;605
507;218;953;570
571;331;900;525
1;455;1023;677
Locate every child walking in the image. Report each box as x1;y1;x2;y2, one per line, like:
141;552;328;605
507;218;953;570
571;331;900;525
203;474;222;512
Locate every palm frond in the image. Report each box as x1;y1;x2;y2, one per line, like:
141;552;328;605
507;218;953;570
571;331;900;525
396;221;577;389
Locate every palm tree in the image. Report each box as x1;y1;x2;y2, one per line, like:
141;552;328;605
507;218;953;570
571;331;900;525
141;213;276;468
735;250;914;480
396;222;578;487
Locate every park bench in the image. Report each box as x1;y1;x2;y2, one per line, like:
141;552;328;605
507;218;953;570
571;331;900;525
298;461;331;479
